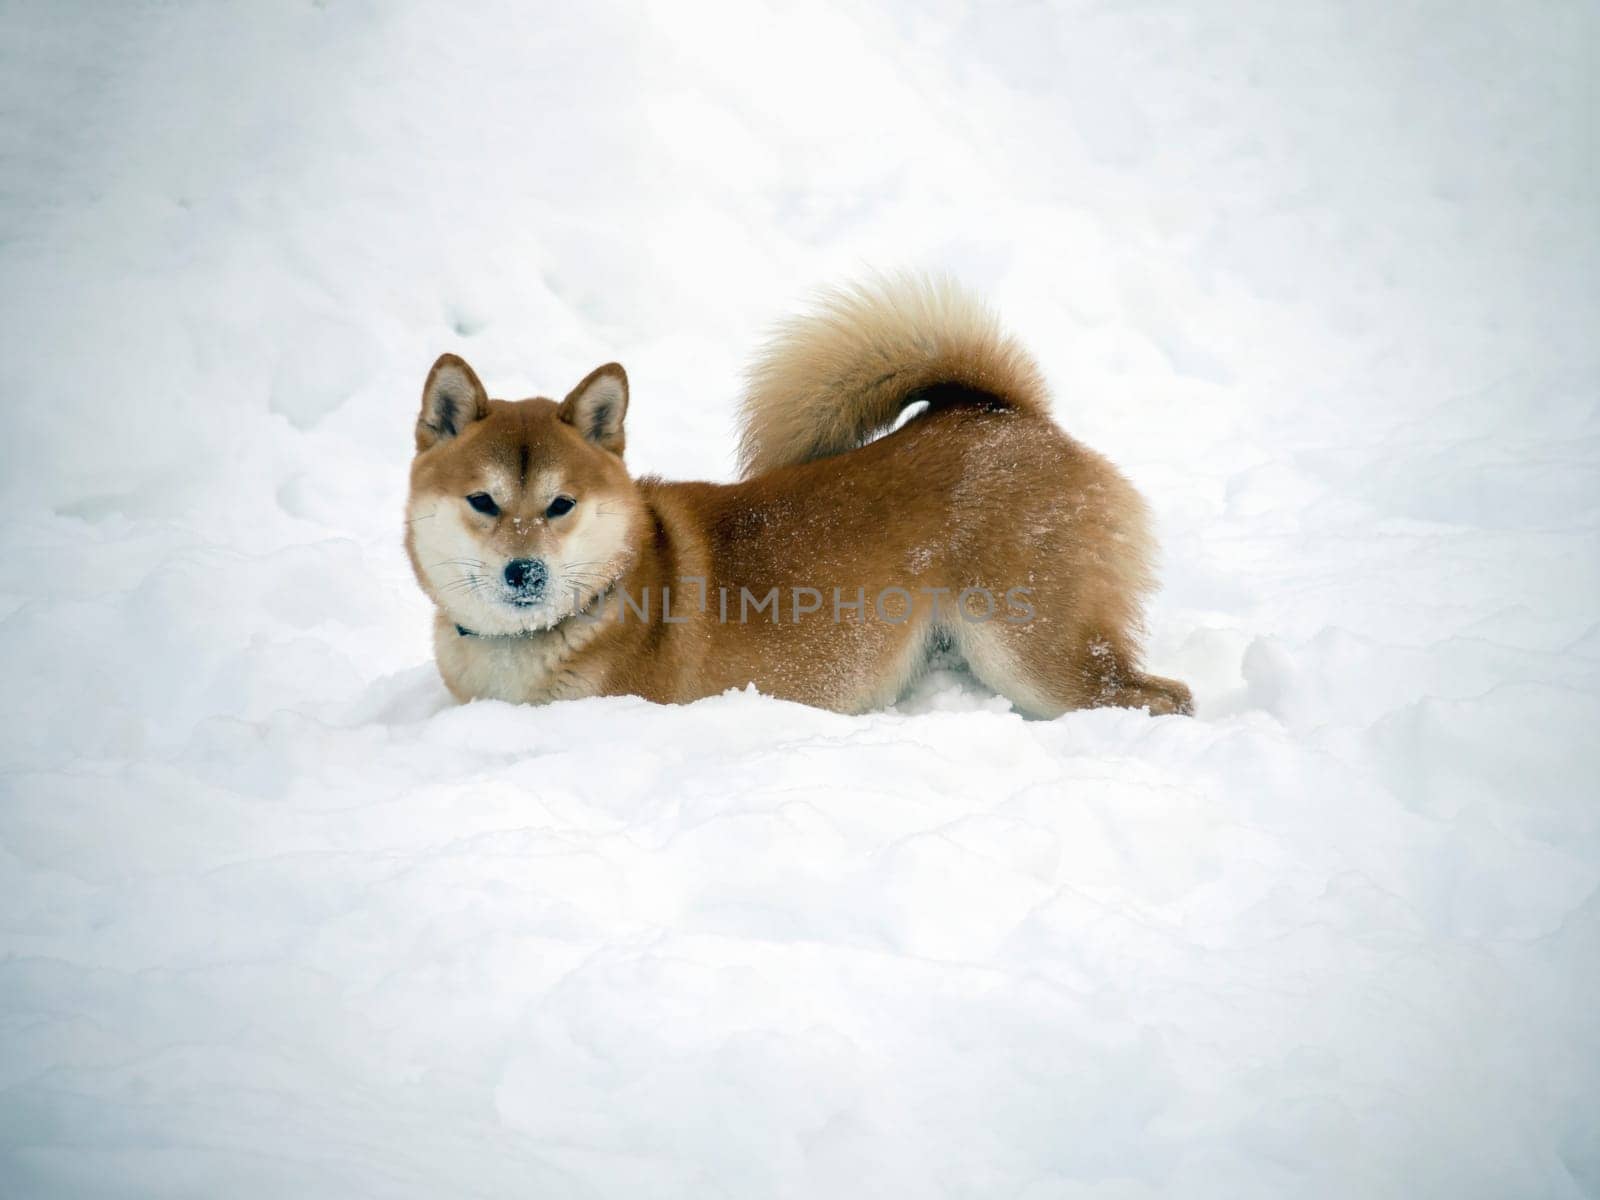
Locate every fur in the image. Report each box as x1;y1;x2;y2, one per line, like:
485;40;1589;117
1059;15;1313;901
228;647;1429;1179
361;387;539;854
737;274;1048;476
405;275;1192;717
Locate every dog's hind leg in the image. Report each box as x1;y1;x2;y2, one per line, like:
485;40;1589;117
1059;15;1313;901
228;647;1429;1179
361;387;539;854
956;618;1192;718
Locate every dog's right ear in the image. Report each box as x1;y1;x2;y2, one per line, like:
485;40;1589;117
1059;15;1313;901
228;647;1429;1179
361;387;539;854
416;354;489;451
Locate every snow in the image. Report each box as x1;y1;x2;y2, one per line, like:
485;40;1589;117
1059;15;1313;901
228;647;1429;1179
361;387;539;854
1;0;1597;1196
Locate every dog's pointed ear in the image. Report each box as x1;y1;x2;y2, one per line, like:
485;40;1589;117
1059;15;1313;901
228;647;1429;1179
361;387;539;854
558;363;628;455
416;353;489;451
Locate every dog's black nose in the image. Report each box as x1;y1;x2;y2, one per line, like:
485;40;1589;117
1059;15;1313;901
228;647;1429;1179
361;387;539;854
503;558;547;593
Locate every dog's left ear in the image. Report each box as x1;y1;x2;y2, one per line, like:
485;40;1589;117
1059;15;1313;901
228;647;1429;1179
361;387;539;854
559;363;628;455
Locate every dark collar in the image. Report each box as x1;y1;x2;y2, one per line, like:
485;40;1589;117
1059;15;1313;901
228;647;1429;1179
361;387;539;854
454;622;545;640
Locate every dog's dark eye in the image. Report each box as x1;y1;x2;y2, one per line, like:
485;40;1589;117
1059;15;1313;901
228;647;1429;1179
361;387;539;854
545;495;576;519
466;492;499;516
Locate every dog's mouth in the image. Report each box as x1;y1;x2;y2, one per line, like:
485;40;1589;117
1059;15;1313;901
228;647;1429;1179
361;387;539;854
487;566;625;627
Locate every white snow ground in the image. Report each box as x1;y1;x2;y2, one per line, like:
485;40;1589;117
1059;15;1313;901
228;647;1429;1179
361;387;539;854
2;1;1597;1196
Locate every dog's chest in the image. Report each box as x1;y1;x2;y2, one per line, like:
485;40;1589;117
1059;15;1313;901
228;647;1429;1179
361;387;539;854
435;619;606;704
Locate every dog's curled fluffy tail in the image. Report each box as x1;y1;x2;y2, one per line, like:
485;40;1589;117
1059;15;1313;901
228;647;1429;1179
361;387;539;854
736;275;1051;478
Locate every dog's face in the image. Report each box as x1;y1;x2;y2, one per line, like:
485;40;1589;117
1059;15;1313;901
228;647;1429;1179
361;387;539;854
405;355;643;635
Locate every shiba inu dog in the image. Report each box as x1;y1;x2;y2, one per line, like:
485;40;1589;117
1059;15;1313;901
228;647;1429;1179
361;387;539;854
405;277;1192;717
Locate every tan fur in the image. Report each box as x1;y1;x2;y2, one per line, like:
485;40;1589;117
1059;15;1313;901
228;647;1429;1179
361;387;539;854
405;276;1192;718
738;274;1049;476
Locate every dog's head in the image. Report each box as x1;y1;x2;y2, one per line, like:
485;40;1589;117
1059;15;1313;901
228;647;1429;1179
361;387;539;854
405;354;643;635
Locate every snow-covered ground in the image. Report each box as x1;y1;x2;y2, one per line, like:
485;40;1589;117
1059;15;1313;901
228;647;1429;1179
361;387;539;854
2;1;1597;1196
